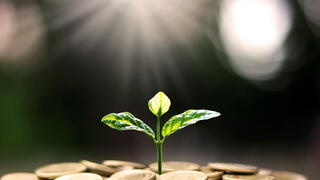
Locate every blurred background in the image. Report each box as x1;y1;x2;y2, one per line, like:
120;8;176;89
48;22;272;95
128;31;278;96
0;0;319;178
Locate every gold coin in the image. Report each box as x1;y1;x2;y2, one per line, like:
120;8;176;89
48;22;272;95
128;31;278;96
1;173;39;180
199;166;213;173
257;169;272;176
115;166;135;171
207;177;221;180
158;170;207;180
272;171;307;180
102;160;146;169
108;169;156;180
207;171;224;179
81;160;117;176
208;177;223;180
223;174;274;180
199;166;223;178
35;162;87;179
149;161;200;173
55;173;103;180
208;163;258;174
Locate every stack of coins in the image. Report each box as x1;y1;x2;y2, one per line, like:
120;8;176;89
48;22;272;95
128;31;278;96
148;161;200;173
200;162;307;180
0;160;308;180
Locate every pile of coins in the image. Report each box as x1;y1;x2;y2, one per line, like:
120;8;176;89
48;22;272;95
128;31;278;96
0;160;307;180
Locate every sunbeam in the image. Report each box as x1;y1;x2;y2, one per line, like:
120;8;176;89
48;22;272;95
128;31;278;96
44;0;212;94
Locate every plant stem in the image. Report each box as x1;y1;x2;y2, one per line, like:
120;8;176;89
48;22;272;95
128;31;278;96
157;116;161;141
156;141;163;175
156;116;163;174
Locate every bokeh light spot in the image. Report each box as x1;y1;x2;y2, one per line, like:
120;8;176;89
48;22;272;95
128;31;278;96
218;0;292;80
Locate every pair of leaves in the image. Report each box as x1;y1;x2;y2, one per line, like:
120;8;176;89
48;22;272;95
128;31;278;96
101;92;220;140
101;109;220;140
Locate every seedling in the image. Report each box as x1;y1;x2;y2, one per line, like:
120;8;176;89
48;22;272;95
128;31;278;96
101;92;220;174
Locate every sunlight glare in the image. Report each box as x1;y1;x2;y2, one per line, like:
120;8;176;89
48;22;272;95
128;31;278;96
47;0;209;56
45;0;210;93
219;0;292;80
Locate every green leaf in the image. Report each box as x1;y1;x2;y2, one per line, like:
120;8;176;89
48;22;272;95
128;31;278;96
162;109;220;138
148;91;171;117
101;112;155;138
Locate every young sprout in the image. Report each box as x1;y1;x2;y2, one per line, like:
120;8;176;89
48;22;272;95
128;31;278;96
101;92;220;174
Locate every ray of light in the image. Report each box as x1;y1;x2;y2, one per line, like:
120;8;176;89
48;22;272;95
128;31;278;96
44;0;212;95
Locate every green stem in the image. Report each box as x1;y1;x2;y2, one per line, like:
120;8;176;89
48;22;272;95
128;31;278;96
156;141;163;175
157;116;161;141
156;116;163;175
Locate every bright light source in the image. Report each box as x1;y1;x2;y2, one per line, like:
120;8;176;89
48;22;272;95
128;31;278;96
218;0;292;80
45;0;210;91
48;0;209;55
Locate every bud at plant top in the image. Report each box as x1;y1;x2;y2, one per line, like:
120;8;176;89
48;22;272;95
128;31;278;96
148;91;171;117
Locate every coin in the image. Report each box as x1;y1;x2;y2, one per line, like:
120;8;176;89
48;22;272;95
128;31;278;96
208;163;258;174
272;171;307;180
207;177;222;180
35;162;87;179
102;160;146;169
81;160;117;176
108;169;156;180
55;173;103;180
158;170;207;180
223;174;274;180
199;166;213;173
1;173;39;180
149;161;200;173
257;169;272;176
207;171;224;179
199;166;223;179
114;166;135;171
